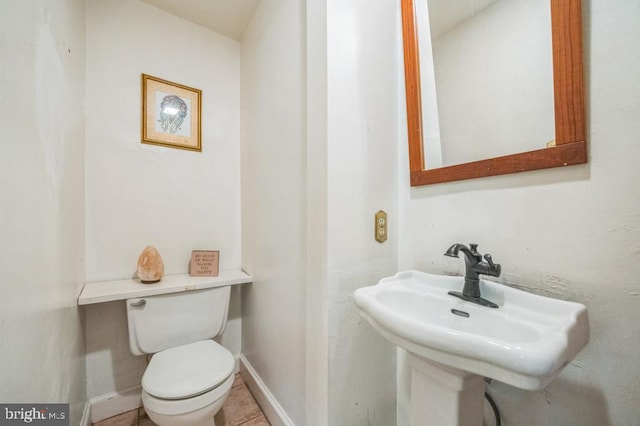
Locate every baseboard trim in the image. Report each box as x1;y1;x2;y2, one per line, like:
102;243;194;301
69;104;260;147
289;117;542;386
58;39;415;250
79;401;91;426
88;385;142;423
239;354;294;426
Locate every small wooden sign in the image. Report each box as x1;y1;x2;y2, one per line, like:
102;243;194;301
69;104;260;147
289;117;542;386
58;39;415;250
189;250;220;277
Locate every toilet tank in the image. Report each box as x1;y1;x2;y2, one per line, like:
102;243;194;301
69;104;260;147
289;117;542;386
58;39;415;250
126;286;231;356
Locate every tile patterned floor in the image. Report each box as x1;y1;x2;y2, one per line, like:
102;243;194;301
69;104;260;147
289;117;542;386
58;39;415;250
93;374;269;426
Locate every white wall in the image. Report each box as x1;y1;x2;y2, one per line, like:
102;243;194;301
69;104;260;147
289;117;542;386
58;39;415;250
433;0;554;166
397;0;640;424
240;0;308;424
306;0;330;423
0;0;87;423
241;2;401;424
416;0;443;169
84;0;242;403
326;1;399;425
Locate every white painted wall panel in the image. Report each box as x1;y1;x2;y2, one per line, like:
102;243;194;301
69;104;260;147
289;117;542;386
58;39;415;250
326;1;399;425
0;0;87;423
85;0;242;400
240;0;307;424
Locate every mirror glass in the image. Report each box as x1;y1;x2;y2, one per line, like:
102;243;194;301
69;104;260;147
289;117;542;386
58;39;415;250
402;0;587;186
418;0;555;169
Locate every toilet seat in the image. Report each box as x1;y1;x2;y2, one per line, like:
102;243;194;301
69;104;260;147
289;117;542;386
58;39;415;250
143;340;235;400
142;372;234;417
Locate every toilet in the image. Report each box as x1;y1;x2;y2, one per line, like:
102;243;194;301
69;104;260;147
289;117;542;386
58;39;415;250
126;286;235;426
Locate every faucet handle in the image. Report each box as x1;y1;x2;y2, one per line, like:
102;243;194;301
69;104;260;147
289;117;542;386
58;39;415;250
483;254;495;268
483;254;502;277
469;243;478;253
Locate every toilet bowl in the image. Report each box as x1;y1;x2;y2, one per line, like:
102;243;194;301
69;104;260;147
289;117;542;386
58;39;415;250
141;340;235;426
126;287;235;426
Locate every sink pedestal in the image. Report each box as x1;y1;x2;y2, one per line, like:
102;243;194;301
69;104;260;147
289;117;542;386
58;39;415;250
408;354;485;426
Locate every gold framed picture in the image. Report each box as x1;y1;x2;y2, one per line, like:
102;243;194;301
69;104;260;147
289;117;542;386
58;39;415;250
141;74;202;151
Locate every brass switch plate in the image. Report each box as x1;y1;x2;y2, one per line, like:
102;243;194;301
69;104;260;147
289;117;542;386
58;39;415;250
375;210;387;243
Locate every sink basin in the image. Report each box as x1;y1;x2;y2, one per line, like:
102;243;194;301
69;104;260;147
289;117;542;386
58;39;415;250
354;270;589;390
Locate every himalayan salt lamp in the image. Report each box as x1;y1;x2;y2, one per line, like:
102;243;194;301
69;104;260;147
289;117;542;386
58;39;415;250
137;245;165;283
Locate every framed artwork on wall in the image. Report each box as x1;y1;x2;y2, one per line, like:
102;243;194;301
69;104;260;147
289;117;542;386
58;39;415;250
141;74;202;151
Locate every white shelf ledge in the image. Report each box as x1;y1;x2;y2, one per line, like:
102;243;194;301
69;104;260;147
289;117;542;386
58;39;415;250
78;269;252;305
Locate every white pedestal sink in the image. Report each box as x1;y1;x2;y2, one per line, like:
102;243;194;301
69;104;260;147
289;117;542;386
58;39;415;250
354;270;589;426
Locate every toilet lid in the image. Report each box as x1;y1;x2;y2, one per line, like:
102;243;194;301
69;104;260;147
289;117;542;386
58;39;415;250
142;340;234;400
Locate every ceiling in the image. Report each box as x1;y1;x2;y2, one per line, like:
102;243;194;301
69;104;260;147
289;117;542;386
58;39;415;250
139;0;260;41
139;0;502;43
139;0;499;42
427;0;500;37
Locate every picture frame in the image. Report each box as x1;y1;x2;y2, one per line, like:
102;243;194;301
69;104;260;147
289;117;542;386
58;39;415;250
189;250;220;277
141;74;202;151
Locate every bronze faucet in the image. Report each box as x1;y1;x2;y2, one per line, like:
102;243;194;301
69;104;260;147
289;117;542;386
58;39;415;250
445;243;501;308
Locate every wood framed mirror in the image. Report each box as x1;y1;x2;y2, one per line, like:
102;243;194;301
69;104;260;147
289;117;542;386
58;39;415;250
402;0;586;186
